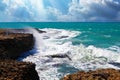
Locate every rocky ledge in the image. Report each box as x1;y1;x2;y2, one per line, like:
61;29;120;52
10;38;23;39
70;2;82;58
0;29;39;80
0;29;34;59
0;60;39;80
62;68;120;80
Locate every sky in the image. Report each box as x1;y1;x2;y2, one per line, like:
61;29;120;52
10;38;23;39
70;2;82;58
0;0;120;22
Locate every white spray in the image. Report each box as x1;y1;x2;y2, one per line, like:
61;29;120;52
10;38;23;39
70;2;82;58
27;28;45;51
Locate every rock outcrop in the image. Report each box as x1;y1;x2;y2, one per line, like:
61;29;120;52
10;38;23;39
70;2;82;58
46;54;72;60
34;28;46;33
0;60;39;80
4;28;46;34
0;29;39;80
62;68;120;80
0;29;34;59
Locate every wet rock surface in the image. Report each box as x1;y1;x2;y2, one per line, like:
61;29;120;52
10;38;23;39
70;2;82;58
46;54;72;60
34;28;46;33
62;68;120;80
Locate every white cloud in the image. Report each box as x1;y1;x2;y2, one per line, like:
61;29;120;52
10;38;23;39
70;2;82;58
47;0;120;21
1;0;47;22
0;0;120;22
69;0;120;21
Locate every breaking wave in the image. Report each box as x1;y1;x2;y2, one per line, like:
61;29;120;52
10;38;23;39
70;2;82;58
21;28;120;80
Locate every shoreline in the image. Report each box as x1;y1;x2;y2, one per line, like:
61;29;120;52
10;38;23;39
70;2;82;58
0;28;120;80
62;68;120;80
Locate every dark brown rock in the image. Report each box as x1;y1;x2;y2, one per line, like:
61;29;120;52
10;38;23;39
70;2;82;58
3;28;46;34
34;28;46;33
62;68;120;80
56;36;69;39
46;54;72;60
0;29;34;59
0;60;39;80
0;29;39;80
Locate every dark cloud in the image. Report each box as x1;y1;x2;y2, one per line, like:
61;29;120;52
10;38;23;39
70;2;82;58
89;2;117;19
105;0;120;11
60;0;120;21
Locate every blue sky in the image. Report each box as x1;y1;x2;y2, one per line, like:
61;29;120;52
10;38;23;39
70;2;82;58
0;0;120;22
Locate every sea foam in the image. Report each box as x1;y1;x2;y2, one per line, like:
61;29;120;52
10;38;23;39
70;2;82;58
22;28;120;80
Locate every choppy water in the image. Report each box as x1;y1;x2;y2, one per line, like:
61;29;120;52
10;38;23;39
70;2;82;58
0;22;120;80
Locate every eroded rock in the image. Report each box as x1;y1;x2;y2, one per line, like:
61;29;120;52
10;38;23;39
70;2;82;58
62;68;120;80
0;29;34;59
46;54;72;60
0;60;39;80
0;29;39;80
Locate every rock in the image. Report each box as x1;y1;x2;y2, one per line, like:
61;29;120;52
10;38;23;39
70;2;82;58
34;28;46;33
0;29;26;34
56;36;69;39
0;28;46;34
0;29;39;80
46;54;72;60
62;68;120;80
0;29;34;59
109;62;120;67
0;60;39;80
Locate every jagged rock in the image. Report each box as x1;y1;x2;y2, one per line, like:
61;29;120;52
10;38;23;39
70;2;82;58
0;29;34;59
34;28;46;33
56;36;69;39
46;54;72;60
62;68;120;80
0;60;39;80
0;29;39;80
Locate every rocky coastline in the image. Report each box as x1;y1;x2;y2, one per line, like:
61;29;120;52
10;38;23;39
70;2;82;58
0;29;39;80
0;60;39;80
62;68;120;80
1;29;120;80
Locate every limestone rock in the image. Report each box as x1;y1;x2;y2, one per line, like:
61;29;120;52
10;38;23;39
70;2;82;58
0;29;39;80
62;68;120;80
0;29;34;59
0;60;39;80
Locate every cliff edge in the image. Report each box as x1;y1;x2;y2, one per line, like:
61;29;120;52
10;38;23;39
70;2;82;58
0;29;39;80
0;29;34;59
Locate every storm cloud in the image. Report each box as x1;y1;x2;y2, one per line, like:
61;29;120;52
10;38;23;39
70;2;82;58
54;0;120;21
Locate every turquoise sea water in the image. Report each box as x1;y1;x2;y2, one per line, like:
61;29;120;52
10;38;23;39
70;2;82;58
1;22;120;79
0;22;120;49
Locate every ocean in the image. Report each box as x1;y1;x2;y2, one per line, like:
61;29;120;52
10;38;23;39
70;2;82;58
0;22;120;80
